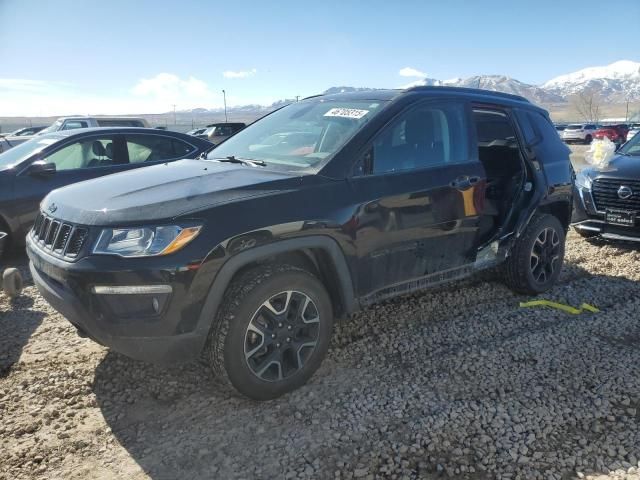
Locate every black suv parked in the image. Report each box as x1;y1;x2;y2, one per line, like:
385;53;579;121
572;132;640;241
28;88;573;400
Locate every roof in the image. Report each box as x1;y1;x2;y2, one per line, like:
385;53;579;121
54;115;147;120
308;86;534;107
40;127;168;138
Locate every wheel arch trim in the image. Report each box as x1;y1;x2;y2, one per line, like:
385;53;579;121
194;236;358;345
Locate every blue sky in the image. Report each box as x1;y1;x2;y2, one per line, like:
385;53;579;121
1;0;639;115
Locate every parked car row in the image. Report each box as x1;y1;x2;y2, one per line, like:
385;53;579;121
554;122;639;145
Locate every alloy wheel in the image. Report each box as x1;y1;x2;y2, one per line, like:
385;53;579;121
244;290;320;382
530;227;560;284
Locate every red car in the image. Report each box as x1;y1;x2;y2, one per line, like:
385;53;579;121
594;124;629;144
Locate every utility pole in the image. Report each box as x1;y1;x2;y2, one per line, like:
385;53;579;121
171;104;177;125
296;95;300;102
222;90;228;122
626;97;630;123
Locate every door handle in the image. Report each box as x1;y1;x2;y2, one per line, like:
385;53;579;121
450;175;480;191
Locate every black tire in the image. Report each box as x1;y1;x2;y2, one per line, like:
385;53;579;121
504;214;566;295
584;135;593;144
205;264;333;401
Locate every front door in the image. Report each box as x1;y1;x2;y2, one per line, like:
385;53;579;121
349;100;487;298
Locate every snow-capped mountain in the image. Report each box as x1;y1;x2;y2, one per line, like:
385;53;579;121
399;75;564;104
450;75;564;104
542;60;640;101
171;61;640;123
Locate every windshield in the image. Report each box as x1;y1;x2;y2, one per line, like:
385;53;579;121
207;99;387;170
618;131;640;156
566;124;583;130
38;120;63;135
0;135;61;169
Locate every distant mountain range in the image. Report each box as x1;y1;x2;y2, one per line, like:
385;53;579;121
177;60;640;122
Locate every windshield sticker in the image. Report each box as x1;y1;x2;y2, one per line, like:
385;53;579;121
324;108;369;119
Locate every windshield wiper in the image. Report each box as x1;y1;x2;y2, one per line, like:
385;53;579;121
211;155;267;167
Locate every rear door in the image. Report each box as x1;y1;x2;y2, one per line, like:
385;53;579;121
348;99;487;297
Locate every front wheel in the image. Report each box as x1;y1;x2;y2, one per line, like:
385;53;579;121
205;264;333;400
504;214;566;295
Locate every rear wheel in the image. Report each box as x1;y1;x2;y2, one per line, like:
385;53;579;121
205;264;333;400
504;214;566;295
584;134;593;144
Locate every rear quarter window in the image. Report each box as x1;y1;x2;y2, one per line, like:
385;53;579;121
524;111;563;144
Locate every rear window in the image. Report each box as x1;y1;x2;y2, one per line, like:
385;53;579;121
97;119;145;127
566;124;583;129
125;134;195;163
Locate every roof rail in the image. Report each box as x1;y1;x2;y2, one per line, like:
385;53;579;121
405;85;531;103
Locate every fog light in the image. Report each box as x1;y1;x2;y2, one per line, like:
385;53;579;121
92;285;172;295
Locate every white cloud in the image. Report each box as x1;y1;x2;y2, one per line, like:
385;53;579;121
132;73;217;104
0;73;226;117
399;67;428;78
223;69;257;79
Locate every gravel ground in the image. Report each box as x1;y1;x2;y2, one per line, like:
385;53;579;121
2;232;640;480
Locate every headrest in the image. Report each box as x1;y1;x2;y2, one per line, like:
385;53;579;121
92;141;105;156
104;142;113;159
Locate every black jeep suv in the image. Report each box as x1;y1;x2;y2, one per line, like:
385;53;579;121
28;87;573;400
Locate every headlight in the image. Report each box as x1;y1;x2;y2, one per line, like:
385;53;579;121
93;225;201;258
575;171;593;190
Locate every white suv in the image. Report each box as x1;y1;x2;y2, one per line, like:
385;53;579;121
1;116;151;151
561;123;598;144
38;116;149;134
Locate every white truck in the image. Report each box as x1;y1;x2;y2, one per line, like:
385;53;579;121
0;116;150;152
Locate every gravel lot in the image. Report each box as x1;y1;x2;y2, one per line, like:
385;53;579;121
2;146;640;480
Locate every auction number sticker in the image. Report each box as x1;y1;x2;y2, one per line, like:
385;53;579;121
324;108;369;119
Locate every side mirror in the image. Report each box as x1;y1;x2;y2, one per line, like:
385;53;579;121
27;161;56;176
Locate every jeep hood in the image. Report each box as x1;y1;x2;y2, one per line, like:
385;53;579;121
42;159;300;225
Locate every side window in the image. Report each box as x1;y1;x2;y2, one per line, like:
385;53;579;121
43;137;115;170
214;126;233;137
61;121;88;131
125;134;194;163
528;112;562;143
371;102;469;174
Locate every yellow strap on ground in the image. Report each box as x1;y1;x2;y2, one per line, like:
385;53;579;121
519;300;600;315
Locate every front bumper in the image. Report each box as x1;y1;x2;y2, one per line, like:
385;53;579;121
571;186;640;242
27;238;211;364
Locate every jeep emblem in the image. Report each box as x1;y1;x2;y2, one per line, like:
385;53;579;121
48;203;58;213
617;186;633;200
